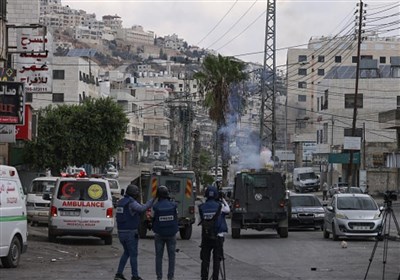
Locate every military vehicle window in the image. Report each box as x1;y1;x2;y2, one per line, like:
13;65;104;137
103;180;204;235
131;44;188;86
57;181;108;201
243;175;270;188
165;180;181;194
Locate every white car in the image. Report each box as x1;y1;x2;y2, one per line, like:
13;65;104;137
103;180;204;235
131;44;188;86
106;167;119;178
26;177;58;225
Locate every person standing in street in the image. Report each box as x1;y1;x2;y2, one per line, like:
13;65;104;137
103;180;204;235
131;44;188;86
322;181;329;201
115;184;154;280
199;186;230;280
152;185;179;280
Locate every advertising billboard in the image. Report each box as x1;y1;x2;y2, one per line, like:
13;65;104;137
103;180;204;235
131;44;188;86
0;82;25;124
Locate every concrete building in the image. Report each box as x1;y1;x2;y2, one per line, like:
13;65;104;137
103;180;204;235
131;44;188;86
315;60;400;192
286;35;400;171
116;25;154;46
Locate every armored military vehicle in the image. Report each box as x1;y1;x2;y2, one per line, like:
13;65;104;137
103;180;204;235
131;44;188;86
131;167;196;240
231;169;290;238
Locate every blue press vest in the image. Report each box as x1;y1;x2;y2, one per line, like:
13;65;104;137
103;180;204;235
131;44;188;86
152;199;179;237
199;199;225;234
116;196;140;230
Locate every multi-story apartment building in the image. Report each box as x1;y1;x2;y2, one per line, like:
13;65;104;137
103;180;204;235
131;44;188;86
287;33;400;192
286;35;400;167
116;25;154;46
109;86;144;165
315;59;400;191
164;33;186;51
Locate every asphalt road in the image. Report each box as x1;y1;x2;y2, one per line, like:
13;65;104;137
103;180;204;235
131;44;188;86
1;164;399;280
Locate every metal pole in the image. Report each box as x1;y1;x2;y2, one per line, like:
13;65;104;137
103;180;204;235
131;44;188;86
330;116;334;186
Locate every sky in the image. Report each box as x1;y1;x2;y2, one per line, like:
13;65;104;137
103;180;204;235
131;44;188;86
62;0;399;68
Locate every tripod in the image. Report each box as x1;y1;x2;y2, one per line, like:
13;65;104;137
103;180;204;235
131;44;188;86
364;199;400;280
208;245;226;280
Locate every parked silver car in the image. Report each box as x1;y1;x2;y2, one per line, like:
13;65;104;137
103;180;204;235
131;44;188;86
323;193;382;240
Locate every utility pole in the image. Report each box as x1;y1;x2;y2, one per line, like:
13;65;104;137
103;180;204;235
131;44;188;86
182;73;193;168
347;0;365;186
260;0;277;163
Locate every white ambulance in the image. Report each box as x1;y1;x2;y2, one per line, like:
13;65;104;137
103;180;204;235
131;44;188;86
0;165;28;268
46;176;114;245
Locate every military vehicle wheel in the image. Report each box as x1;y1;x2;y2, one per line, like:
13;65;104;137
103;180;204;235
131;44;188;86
1;236;21;268
179;224;192;240
323;225;330;239
138;224;147;238
332;223;339;241
103;235;113;245
231;228;240;239
278;227;288;238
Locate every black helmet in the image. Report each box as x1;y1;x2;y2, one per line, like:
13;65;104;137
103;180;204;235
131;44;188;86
126;184;139;199
157;185;169;199
205;186;218;200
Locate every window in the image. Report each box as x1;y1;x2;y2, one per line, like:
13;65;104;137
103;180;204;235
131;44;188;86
130;89;136;97
298;82;307;89
344;128;363;137
397;96;400;108
380;57;386;64
53;70;65;80
317;69;325;76
25;92;33;103
335;56;342;63
298;55;307;63
52;93;64;102
0;0;6;20
345;94;363;109
298;95;306;102
323;89;328;109
318;56;325;62
320;96;324;110
323;123;328;144
352;56;358;63
298;68;307;76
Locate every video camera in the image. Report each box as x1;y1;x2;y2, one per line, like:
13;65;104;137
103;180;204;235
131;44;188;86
383;190;398;203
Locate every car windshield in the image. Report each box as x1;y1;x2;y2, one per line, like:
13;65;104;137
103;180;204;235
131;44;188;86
337;196;377;210
29;180;56;193
290;196;322;207
299;173;317;180
108;180;119;190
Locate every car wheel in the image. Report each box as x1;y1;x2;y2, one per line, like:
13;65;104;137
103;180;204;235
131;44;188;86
323;225;330;239
103;235;113;245
179;224;192;240
1;236;21;268
332;223;339;241
231;227;240;239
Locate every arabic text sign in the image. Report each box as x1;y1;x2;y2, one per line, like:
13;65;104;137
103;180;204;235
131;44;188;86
16;32;53;93
0;125;16;143
0;82;25;124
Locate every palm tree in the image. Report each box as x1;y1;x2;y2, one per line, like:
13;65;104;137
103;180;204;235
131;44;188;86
194;54;247;188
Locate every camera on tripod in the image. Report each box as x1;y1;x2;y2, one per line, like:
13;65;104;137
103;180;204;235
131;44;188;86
383;190;398;203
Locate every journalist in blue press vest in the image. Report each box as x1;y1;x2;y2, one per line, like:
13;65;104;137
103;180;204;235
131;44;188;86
114;184;154;280
198;186;230;280
152;185;179;280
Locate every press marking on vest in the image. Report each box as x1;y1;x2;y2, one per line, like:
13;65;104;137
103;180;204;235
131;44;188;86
116;207;124;213
159;215;174;221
